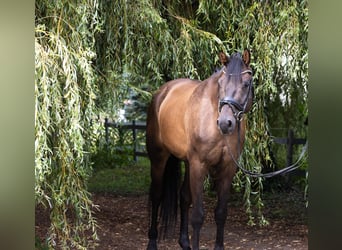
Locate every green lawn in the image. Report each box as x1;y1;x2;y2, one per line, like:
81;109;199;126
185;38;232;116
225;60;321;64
88;158;151;195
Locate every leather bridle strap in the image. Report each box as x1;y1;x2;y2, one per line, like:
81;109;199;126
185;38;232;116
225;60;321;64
219;98;244;113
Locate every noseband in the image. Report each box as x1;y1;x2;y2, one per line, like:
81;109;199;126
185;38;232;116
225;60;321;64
218;69;253;120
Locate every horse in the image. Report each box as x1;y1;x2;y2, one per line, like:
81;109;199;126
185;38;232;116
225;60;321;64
146;49;254;250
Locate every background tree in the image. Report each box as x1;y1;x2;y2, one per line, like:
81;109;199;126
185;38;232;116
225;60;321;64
95;0;308;223
35;0;308;248
35;0;101;248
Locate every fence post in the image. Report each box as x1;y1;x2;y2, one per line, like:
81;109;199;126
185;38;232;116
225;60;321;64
286;129;294;168
105;117;109;148
103;119;148;160
132;120;137;162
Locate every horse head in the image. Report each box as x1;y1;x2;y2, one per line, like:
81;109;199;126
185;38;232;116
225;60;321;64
216;49;254;135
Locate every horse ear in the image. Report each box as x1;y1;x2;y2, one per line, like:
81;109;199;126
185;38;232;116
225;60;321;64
242;49;251;66
218;51;229;66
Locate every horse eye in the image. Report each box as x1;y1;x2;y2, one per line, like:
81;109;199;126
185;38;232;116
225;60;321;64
243;80;251;88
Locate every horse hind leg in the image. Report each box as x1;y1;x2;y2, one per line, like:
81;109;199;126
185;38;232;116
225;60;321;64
147;154;181;250
147;153;168;250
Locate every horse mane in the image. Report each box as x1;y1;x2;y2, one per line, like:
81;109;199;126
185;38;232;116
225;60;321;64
207;67;225;83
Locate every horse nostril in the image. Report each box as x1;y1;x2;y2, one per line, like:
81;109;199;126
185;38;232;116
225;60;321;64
217;119;219;125
227;119;232;127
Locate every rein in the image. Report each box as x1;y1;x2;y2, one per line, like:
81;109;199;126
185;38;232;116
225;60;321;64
228;119;308;178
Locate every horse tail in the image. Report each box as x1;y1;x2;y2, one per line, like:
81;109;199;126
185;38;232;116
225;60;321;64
159;155;181;238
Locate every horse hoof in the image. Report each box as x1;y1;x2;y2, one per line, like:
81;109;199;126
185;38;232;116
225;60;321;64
179;243;191;250
147;240;157;250
179;236;191;250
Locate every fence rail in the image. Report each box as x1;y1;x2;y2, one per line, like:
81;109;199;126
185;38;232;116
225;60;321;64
104;119;306;168
104;118;148;161
272;129;306;169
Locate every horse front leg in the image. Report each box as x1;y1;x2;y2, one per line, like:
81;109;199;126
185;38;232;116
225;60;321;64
179;161;191;250
214;196;228;250
189;159;207;250
213;169;235;250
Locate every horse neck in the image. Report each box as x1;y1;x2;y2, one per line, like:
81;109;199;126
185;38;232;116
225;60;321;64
203;74;221;110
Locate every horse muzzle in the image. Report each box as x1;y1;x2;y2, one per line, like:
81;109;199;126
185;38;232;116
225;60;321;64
217;97;246;134
217;112;236;135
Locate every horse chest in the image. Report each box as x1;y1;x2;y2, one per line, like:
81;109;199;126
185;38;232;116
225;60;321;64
209;143;232;165
190;134;231;166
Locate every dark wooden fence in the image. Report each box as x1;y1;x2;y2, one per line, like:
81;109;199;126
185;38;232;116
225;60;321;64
273;129;306;168
104;118;148;161
104;118;306;167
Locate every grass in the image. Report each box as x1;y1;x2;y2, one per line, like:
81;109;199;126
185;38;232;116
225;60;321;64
35;237;49;250
87;157;151;195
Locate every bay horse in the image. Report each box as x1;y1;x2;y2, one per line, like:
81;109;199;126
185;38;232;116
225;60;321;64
146;49;254;250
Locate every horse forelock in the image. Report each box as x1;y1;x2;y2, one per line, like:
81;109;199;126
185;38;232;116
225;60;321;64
226;53;243;77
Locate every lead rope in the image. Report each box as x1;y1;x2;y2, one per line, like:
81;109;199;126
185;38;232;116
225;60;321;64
227;119;308;178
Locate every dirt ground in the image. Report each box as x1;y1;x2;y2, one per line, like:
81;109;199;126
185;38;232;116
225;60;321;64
36;190;308;249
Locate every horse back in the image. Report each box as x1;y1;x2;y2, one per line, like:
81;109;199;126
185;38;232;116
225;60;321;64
146;79;200;160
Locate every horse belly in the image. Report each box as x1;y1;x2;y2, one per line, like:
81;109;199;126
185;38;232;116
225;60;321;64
158;81;197;159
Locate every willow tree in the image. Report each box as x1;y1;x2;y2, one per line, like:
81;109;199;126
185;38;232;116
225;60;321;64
96;0;308;224
35;0;101;248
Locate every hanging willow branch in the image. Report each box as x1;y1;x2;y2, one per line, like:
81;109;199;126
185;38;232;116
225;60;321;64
35;0;101;248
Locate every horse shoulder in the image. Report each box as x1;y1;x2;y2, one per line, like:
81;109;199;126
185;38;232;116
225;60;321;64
157;79;200;159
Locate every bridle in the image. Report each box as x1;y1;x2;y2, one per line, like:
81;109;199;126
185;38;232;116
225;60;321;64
218;69;253;121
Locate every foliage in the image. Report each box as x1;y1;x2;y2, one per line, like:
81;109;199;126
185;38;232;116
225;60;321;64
91;125;135;170
94;0;226;120
35;236;49;250
35;0;101;248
